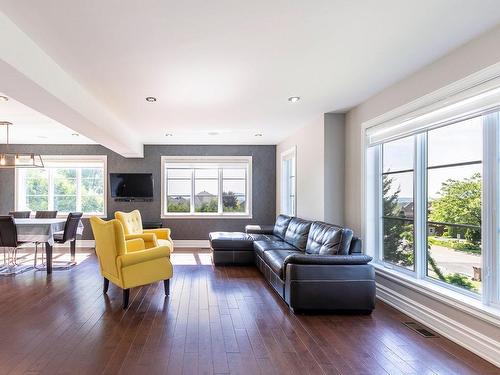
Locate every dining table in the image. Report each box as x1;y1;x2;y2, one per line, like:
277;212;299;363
14;218;84;274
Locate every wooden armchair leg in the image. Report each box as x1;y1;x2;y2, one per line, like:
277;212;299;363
123;289;130;309
103;278;109;293
164;279;170;296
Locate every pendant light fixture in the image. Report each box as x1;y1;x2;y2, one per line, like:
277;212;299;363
0;121;44;168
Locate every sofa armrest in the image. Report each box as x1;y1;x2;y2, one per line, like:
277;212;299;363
284;254;372;267
245;224;275;235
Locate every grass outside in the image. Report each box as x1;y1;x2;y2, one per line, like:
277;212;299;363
428;236;481;254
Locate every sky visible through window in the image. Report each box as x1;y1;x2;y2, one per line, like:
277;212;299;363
384;118;482;200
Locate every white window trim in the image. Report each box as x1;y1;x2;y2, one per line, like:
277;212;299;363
361;62;500;319
160;156;252;219
14;155;108;218
280;146;297;216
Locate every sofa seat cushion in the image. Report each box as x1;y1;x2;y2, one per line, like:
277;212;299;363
306;222;354;255
262;249;302;280
247;233;281;242
254;240;298;258
209;232;253;251
273;214;292;239
284;218;312;251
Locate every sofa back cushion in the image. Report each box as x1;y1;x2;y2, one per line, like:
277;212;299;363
273;215;292;239
284;218;311;251
305;222;353;255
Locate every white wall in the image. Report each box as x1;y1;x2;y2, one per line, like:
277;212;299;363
276;115;325;221
344;24;500;366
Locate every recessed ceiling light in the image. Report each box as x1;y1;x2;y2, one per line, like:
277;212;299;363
165;133;173;137
72;133;80;137
0;95;8;102
288;96;300;103
208;131;219;136
146;96;157;102
254;133;263;137
37;135;48;139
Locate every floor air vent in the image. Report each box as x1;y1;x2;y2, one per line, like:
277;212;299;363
402;322;438;338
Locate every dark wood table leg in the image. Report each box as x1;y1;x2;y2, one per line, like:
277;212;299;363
45;242;53;274
70;239;76;262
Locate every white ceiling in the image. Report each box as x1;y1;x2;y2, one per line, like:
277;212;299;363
0;93;94;144
1;1;500;155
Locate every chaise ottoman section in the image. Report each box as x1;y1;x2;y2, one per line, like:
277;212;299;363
209;232;255;265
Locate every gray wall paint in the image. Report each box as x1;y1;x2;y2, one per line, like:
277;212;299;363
0;144;276;240
324;113;345;225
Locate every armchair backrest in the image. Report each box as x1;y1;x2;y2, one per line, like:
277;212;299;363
114;210;143;235
90;217;127;278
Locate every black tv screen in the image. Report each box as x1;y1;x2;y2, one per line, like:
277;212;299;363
110;173;154;198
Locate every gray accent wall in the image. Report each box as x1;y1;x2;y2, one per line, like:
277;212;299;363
0;144;276;240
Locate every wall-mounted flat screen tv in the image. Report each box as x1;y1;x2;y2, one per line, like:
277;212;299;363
110;173;154;198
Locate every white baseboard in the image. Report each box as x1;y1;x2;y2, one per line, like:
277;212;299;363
377;284;500;368
70;239;210;249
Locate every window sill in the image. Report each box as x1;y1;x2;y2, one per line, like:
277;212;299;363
161;214;252;220
373;263;500;328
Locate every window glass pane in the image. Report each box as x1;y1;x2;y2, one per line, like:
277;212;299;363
383;218;414;269
428;118;482;167
167;196;190;212
382;172;413;218
383;136;414;172
195;169;218;178
223;168;245;179
54;195;76;212
82;195;104;213
27;196;48;211
54;168;77;195
168;180;191;196
382;134;415;270
195;179;218;212
25;169;49;195
427;120;482;294
223;180;246;212
167;168;191;179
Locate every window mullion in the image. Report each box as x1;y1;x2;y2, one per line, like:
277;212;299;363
48;169;54;211
415;133;427;279
218;168;223;214
190;169;195;214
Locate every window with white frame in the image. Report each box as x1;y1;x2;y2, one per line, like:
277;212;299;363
161;156;252;217
364;76;500;308
281;147;296;216
15;156;107;216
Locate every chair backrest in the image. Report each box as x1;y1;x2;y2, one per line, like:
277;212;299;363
114;210;143;235
35;210;58;219
8;211;31;218
0;215;18;247
61;212;83;242
90;217;127;278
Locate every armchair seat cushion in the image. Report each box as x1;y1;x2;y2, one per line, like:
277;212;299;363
254;240;298;258
262;249;301;280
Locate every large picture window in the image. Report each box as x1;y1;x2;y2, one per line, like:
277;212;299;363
16;156;107;216
161;156;252;217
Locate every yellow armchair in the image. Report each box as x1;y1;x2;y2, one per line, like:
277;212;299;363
114;210;173;253
90;217;173;309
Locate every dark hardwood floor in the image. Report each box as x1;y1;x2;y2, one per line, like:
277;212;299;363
0;249;498;375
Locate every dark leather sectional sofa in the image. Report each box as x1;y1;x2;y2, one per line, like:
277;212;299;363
209;215;375;313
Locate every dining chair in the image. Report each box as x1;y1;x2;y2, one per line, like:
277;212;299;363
90;217;173;309
35;211;58;218
0;216;32;275
34;212;83;269
8;211;31;218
